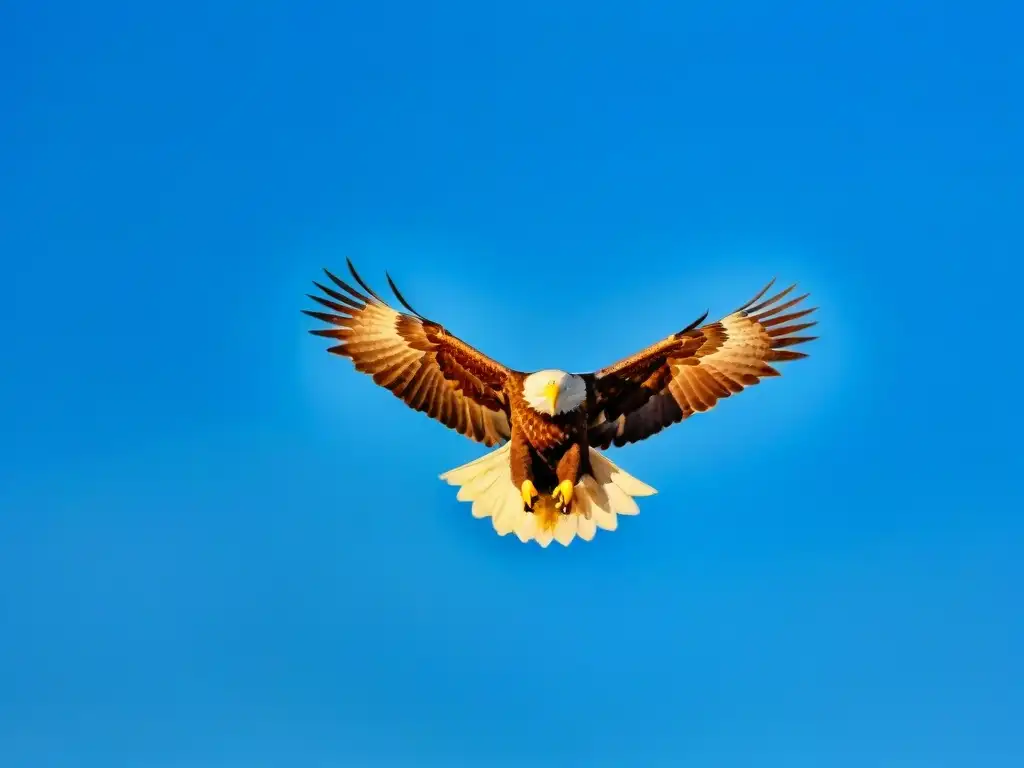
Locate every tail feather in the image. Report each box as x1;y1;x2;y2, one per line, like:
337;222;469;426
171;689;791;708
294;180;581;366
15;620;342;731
456;466;504;502
588;449;658;499
439;442;512;488
439;444;657;547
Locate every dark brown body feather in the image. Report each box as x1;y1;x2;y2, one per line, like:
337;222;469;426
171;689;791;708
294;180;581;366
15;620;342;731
505;378;590;494
304;263;816;488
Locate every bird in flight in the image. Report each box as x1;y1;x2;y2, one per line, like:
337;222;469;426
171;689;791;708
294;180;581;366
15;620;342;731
304;260;816;547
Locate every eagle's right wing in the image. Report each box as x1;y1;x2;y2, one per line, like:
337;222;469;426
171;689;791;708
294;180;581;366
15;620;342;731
304;261;513;446
585;280;817;449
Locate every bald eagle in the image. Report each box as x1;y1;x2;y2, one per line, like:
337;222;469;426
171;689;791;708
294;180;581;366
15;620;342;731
304;260;816;547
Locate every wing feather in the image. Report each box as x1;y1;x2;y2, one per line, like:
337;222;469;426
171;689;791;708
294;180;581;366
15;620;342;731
304;262;513;446
587;280;816;448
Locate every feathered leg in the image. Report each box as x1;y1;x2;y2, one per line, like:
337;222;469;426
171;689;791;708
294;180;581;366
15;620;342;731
509;425;539;511
553;443;582;513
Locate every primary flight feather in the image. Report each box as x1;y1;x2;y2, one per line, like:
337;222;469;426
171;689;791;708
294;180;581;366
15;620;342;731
304;260;816;547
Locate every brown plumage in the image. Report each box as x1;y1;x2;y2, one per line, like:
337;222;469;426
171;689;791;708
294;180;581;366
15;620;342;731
586;280;817;449
304;260;511;447
304;261;816;547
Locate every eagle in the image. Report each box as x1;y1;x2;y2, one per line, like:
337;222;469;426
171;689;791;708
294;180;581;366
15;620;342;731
304;260;816;547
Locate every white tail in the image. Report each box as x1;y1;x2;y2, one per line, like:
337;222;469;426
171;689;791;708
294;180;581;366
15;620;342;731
439;443;657;547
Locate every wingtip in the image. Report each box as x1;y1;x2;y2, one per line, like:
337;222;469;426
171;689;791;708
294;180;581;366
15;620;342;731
345;257;361;283
345;258;388;303
385;270;426;318
737;277;778;313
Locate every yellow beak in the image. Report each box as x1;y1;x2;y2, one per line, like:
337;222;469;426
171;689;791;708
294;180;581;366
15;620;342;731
543;381;560;413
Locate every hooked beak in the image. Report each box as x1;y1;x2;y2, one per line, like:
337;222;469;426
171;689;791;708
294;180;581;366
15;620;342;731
542;381;560;414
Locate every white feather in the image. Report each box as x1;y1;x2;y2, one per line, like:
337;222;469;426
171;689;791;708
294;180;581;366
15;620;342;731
439;444;657;547
521;370;587;416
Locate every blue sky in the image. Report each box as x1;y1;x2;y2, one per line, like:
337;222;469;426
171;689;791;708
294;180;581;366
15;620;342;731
2;1;1022;765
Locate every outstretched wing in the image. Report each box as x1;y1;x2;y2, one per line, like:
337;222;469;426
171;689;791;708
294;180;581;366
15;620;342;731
304;261;513;446
586;280;817;449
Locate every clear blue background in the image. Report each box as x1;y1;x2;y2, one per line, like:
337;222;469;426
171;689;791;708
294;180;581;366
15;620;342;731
2;1;1021;765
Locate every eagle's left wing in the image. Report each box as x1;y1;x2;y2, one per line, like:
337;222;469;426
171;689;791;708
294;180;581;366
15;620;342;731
304;261;514;446
585;280;817;449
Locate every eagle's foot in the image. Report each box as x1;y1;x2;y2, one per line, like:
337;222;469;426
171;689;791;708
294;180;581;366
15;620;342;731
521;480;539;512
552;480;575;514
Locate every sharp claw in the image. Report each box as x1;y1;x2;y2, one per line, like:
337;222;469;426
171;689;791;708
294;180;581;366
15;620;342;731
520;480;539;512
552;480;574;514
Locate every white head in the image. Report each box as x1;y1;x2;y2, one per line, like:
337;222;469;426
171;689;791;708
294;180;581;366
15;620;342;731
522;369;587;417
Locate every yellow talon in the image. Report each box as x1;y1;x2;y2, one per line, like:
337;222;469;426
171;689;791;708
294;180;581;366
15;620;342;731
552;480;574;511
521;479;539;510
